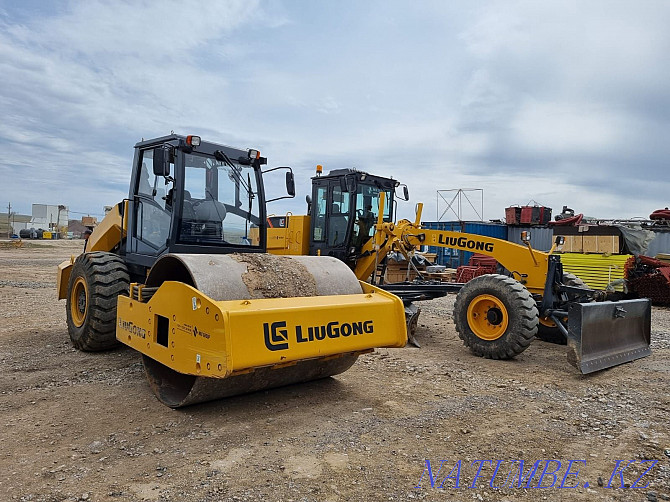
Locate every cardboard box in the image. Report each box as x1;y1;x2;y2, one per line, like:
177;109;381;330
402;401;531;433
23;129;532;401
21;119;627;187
561;235;619;254
585;235;619;254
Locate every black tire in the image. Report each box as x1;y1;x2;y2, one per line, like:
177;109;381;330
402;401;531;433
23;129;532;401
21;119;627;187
454;274;538;359
536;273;587;345
66;252;130;351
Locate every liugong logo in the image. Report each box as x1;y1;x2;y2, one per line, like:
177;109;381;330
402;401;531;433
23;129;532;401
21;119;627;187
264;321;289;351
263;320;374;351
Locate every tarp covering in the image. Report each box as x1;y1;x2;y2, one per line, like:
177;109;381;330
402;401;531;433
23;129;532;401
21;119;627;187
616;225;656;256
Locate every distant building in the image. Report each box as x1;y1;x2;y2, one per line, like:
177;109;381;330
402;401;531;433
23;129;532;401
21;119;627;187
30;204;69;232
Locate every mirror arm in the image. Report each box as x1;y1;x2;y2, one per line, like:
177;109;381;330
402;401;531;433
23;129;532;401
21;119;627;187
262;166;295;199
262;166;291;174
266;195;295;203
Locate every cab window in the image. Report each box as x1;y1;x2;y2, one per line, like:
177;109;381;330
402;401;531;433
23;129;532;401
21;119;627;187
135;148;171;249
312;186;327;242
327;186;349;246
178;152;260;246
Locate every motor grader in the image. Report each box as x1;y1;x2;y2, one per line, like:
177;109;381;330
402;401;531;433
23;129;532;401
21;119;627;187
265;167;652;373
57;135;407;407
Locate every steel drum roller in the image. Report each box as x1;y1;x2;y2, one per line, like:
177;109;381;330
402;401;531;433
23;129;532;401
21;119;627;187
142;253;363;407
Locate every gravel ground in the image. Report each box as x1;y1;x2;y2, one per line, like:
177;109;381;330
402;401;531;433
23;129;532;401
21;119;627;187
0;241;668;502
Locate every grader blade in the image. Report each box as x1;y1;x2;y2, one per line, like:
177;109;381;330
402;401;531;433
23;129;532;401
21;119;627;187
566;299;651;374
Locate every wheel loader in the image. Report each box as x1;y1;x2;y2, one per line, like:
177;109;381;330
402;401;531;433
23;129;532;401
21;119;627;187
57;135;407;407
266;167;652;373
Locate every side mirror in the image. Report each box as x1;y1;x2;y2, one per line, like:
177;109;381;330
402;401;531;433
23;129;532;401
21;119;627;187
346;176;356;193
338;175;357;193
153;147;170;176
339;176;348;192
286;171;295;197
395;184;410;201
263;166;296;203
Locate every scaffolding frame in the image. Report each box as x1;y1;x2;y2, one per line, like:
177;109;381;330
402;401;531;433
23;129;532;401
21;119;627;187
436;188;484;222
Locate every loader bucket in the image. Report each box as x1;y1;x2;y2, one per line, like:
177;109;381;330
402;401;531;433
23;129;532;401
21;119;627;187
566;299;651;374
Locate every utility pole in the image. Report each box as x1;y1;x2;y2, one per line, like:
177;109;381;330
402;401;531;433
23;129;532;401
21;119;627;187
7;202;11;238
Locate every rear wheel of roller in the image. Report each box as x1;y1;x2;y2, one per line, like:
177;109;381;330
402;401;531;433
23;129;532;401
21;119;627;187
66;252;129;351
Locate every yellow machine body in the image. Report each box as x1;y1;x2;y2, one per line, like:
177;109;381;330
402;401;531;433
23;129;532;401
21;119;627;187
58;135;412;407
265;214;311;255
419;229;548;292
265;200;551;294
86;202;128;252
117;279;406;379
57;257;75;300
355;222;550;294
56;202;128;300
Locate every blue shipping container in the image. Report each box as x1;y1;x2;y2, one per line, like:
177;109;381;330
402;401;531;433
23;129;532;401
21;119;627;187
422;221;508;267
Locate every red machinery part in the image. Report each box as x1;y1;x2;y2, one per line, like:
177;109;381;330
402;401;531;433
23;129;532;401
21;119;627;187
549;213;583;226
456;254;498;283
650;209;670;220
625;255;670;306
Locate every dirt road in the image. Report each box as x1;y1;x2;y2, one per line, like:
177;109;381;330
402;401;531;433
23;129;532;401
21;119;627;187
1;241;668;501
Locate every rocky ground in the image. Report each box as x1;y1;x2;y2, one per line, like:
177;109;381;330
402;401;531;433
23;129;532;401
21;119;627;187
0;240;668;502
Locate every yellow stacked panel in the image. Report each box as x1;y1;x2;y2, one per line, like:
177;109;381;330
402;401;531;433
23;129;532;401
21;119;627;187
558;253;632;291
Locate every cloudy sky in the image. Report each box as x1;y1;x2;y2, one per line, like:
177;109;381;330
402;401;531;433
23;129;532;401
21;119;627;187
1;0;668;223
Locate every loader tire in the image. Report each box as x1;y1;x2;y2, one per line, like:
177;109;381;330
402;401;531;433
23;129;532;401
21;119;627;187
66;252;130;351
454;274;538;359
536;273;587;345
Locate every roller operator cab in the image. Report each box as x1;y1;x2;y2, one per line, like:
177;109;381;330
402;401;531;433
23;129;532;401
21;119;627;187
123;134;292;277
308;169;407;266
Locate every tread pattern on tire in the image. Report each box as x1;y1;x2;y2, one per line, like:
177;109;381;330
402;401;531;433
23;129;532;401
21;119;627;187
536;272;587;345
454;274;538;360
66;252;130;351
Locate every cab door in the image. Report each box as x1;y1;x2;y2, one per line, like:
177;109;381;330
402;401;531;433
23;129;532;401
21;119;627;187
128;148;173;261
309;179;352;259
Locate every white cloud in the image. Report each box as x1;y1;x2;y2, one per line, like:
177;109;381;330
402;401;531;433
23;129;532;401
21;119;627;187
459;6;529;58
509;100;622;154
6;1;258;59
